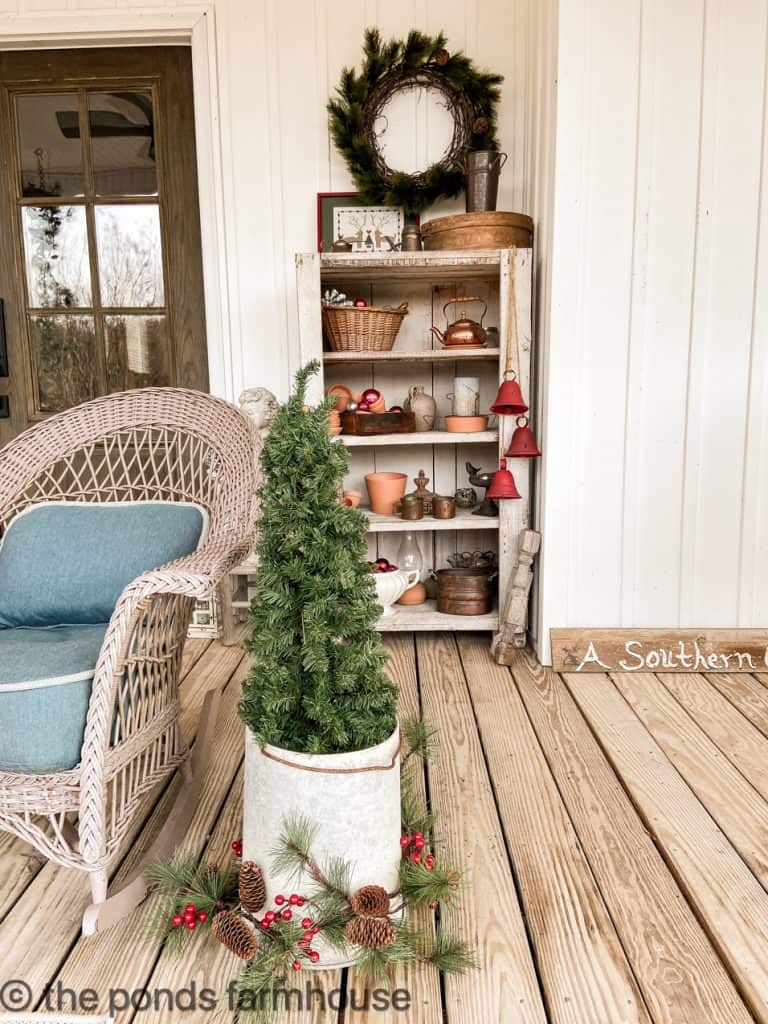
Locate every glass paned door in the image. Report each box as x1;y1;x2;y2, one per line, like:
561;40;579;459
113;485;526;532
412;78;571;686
0;47;208;443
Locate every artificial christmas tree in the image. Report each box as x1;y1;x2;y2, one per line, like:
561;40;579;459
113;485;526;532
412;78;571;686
239;360;397;754
239;361;402;968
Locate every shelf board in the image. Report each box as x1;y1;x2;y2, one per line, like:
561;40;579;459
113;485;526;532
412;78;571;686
364;507;498;532
323;347;500;364
340;430;498;447
319;249;505;282
375;599;498;632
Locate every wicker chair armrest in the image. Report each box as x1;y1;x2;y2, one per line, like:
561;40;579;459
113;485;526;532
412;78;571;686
77;534;253;865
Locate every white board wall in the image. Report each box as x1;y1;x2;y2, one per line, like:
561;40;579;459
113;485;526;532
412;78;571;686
535;0;768;662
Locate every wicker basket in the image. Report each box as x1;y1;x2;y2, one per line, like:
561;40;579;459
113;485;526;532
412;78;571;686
322;303;408;352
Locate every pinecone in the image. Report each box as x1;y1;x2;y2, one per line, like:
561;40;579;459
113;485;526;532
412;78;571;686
434;47;450;66
212;910;258;960
472;116;490;135
350;884;390;918
238;861;266;914
344;915;396;949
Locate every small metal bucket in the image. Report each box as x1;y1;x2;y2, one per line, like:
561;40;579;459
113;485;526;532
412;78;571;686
464;150;508;212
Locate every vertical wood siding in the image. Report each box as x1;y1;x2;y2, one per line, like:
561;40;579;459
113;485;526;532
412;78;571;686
537;0;768;659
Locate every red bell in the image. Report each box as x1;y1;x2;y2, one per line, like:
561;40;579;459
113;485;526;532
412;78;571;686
505;415;541;458
486;459;521;500
490;372;528;416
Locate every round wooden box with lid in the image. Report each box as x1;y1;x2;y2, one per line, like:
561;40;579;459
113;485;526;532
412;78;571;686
421;212;533;251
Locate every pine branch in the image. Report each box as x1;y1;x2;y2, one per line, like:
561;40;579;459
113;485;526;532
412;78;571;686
401;716;436;764
400;777;436;838
399;858;462;908
420;933;478;974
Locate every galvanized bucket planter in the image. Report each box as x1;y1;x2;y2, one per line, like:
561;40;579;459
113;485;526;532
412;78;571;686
243;725;402;969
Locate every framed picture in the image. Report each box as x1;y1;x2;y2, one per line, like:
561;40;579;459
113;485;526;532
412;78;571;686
317;192;416;253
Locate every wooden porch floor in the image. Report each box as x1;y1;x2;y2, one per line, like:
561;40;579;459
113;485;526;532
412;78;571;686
2;634;768;1022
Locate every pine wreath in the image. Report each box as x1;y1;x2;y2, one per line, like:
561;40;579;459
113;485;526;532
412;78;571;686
328;28;503;214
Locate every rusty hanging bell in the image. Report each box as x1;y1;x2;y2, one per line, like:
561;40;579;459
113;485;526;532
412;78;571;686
505;415;541;458
490;371;528;416
486;458;521;500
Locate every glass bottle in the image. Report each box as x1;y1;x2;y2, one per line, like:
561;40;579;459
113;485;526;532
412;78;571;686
397;532;424;580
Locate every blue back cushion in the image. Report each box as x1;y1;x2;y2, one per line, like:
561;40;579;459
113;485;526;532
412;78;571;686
0;502;208;627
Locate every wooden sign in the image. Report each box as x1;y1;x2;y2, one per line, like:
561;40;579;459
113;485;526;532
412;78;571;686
550;629;768;673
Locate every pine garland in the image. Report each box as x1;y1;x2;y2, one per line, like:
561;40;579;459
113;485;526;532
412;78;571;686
328;27;504;213
239;361;397;755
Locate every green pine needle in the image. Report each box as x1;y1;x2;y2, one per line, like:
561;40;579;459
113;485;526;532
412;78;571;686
399;857;462;908
401;716;436;762
421;933;478;974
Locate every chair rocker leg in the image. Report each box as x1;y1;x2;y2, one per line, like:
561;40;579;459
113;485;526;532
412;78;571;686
81;685;223;936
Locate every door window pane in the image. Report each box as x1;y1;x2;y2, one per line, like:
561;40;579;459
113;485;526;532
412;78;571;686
105;315;169;390
22;206;91;308
16;94;85;198
88;91;157;196
95;205;164;307
29;315;97;412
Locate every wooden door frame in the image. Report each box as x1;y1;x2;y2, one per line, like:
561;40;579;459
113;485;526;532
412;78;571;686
0;7;233;401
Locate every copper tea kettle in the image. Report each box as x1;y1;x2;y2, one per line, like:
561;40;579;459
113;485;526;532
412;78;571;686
430;297;488;349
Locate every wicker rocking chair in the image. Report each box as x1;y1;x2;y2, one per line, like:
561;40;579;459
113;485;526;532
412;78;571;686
0;388;260;934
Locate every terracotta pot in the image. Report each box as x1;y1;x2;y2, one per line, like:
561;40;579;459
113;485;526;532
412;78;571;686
445;415;488;432
369;396;386;413
365;472;407;514
342;490;361;508
397;582;427;605
326;383;353;412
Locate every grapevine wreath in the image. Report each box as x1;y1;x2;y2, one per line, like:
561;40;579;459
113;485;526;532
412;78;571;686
328;28;503;213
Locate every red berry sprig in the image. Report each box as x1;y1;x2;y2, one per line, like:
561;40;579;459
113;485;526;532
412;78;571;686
172;902;210;931
401;831;436;871
255;893;321;966
231;837;243;858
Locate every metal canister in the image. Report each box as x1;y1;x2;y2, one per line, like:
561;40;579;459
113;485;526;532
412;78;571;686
464;150;508;212
431;495;456;519
396;494;424;520
436;567;495;615
401;223;422;251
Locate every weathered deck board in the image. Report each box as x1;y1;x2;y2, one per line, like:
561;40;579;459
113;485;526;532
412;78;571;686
564;671;768;1022
458;635;650;1024
510;652;753;1024
611;671;768;885
416;633;548;1024
660;672;768;798
344;634;442;1024
707;672;768;737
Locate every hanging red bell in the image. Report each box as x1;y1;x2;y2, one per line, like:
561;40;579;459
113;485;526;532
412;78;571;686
505;415;541;458
486;459;521;500
490;371;528;416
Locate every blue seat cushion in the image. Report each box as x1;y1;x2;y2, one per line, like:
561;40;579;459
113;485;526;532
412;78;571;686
0;623;109;773
0;501;207;627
